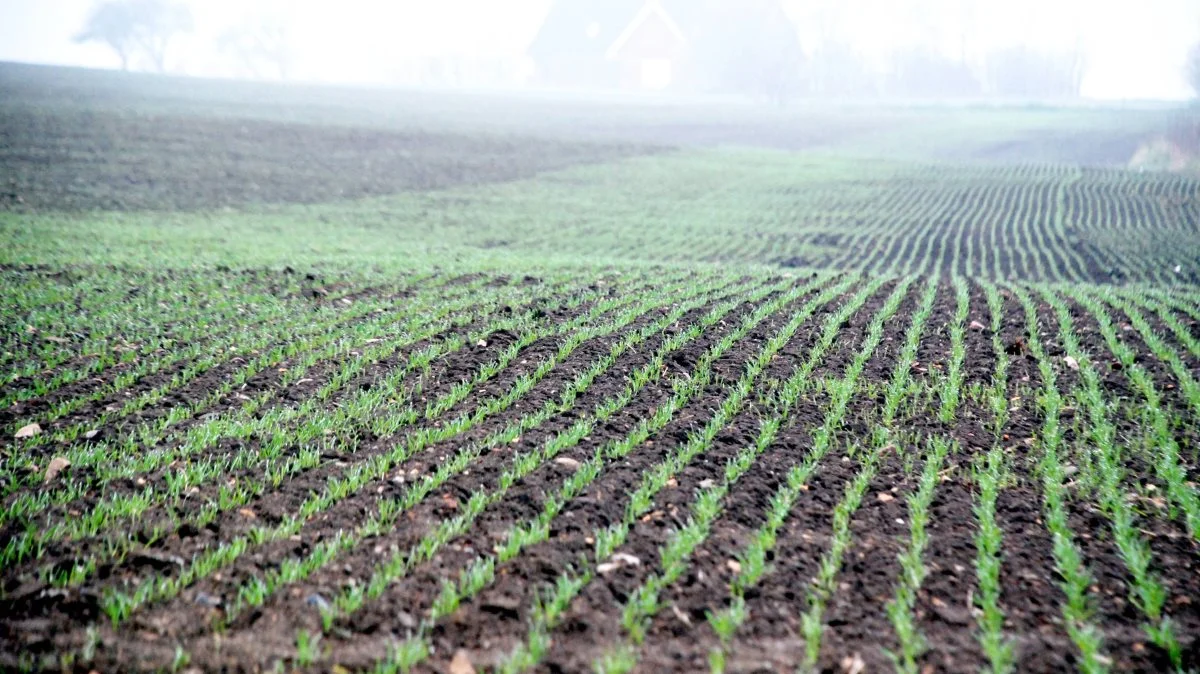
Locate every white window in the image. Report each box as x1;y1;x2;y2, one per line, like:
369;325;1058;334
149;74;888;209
640;58;672;90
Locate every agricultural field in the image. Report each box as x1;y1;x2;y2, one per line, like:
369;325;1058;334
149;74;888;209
2;63;1200;673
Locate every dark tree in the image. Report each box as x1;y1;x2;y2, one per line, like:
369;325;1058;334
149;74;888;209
74;0;193;73
74;2;137;70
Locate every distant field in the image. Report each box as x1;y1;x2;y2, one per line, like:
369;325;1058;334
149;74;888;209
2;63;1199;674
5;150;1198;284
0;61;1171;166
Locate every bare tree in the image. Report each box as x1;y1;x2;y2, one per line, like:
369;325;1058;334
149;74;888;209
218;18;293;80
134;1;192;72
74;2;137;70
889;47;981;98
74;0;193;73
984;46;1085;99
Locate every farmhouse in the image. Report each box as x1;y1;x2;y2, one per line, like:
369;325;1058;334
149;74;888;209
529;0;704;91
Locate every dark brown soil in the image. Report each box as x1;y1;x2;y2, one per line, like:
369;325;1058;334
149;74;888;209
2;280;1199;674
0;281;599;554
0;105;660;213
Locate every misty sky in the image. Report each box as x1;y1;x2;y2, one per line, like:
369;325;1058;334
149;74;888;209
1;0;1198;99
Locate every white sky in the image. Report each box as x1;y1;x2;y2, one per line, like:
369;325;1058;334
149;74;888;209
0;0;1197;99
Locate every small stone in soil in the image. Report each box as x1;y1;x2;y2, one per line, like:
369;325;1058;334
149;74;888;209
553;457;581;470
44;457;71;483
449;649;475;674
305;594;331;611
15;423;41;439
194;592;222;607
598;552;641;575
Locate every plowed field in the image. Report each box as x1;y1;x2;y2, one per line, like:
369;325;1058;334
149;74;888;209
2;63;1199;674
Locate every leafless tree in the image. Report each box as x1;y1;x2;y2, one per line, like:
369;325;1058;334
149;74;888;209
74;2;136;70
889;47;981;98
984;46;1085;99
74;0;193;73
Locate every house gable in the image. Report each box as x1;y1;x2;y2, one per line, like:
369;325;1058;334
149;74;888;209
604;1;687;61
527;0;709;89
528;0;643;64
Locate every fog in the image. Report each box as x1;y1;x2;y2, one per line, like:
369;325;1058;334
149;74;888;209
1;0;1198;100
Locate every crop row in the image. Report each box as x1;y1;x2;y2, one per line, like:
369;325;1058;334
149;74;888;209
442;155;1200;284
3;272;1200;673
